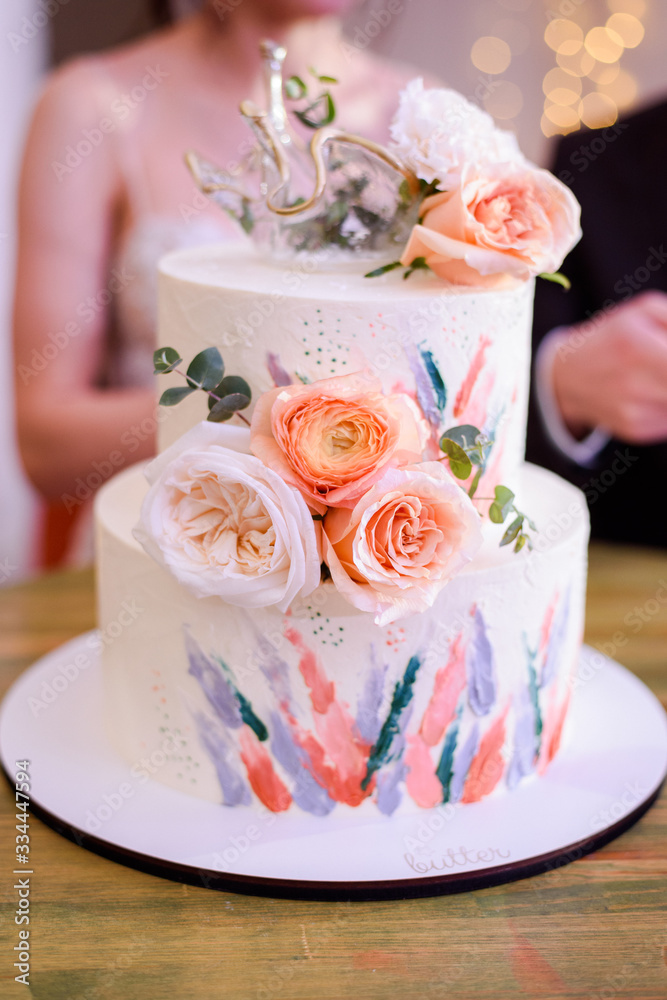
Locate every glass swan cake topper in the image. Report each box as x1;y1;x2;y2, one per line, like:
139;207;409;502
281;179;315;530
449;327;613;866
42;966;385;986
185;39;422;260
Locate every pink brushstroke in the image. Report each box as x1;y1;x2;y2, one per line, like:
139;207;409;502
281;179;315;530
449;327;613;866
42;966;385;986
460;701;510;803
286;710;372;807
419;633;467;746
539;592;559;660
458;370;494;433
454;336;491;418
282;625;371;806
405;734;442;808
284;624;334;713
538;687;571;775
238;727;292;812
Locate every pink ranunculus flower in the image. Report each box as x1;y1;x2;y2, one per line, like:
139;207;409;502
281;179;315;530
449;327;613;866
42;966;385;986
134;422;321;612
400;164;581;287
322;462;483;626
250;373;429;514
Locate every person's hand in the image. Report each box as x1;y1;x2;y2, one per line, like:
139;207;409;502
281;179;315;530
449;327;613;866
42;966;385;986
550;290;667;443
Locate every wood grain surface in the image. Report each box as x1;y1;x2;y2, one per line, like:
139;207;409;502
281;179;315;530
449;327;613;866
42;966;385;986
1;544;666;1000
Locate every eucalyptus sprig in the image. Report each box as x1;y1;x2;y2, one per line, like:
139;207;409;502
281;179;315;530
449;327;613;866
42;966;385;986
365;256;432;280
153;347;252;425
437;424;536;552
488;485;537;553
438;424;490;498
285;67;338;129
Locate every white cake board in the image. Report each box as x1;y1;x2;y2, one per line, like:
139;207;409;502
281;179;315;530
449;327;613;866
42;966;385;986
1;634;666;901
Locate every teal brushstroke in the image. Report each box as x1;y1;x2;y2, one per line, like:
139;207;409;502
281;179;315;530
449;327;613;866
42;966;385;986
420;348;447;412
361;654;422;790
215;655;269;742
435;704;462;803
524;636;543;758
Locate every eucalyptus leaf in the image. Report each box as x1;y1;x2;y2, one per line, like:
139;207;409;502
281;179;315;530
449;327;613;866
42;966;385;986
440;424;482;453
294;92;336;128
209;375;252;410
403;256;431;279
538;270;571;290
440;438;472;480
285;75;307;100
153;346;182;374
186;347;224;391
159;385;196;406
468;466;483;499
500;515;523;547
208;392;250;420
514;534;528;553
364;260;402;278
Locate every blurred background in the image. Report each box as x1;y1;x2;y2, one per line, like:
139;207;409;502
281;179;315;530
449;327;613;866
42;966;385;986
1;0;663;585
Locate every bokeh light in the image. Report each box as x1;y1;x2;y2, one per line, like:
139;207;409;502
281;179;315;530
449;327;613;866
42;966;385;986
544;19;583;52
543;68;582;104
557;45;596;77
586;60;620;85
596;67;638;110
471;36;512;74
584;26;624;63
606;13;645;47
579;92;618;128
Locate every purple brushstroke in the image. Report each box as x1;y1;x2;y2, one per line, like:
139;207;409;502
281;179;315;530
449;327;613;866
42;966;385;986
405;343;441;427
191;710;251;806
355;646;389;743
185;631;242;728
541;589;571;688
466;607;497;717
269;712;335;816
266;352;292;387
507;687;536;790
449;722;479;804
373;701;414;815
376;761;408;816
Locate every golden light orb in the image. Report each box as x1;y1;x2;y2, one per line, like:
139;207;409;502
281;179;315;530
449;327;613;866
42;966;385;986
606;13;645;48
597;68;638;110
544;19;583;53
579;91;618;128
584;26;624;63
471;36;512;75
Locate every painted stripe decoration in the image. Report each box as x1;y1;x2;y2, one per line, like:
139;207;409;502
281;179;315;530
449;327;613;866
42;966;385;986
466;607;497;717
362;654;422;791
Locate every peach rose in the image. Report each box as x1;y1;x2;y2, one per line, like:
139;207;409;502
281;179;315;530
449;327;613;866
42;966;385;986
134;422;321;612
250;373;429;514
401;164;581;286
322;462;483;626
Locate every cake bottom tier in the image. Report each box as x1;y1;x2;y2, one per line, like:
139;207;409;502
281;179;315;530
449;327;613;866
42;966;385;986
95;462;589;817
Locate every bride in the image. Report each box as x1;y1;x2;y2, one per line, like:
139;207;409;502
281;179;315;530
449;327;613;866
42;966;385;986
13;0;425;563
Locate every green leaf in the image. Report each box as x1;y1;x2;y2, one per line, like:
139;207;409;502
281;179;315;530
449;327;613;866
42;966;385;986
209;375;252;410
468;466;483;499
285;75;307;100
316;74;338;85
500;515;523;547
294;91;336;128
153;347;182;374
514;533;528;553
398;178;412;205
207;407;234;423
489;485;516;524
186;347;224;391
439;438;472;480
159;386;196;406
239;198;254;235
440;425;482;453
364;260;402;278
208;392;251;421
538;270;571;291
403;256;431;280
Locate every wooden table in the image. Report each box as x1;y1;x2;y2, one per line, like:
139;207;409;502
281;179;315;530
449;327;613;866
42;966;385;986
1;544;666;1000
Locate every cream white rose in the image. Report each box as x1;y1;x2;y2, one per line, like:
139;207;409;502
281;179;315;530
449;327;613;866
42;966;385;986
390;78;523;188
134;422;321;611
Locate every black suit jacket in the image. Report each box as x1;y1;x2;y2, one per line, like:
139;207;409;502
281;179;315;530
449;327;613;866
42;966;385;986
526;100;667;546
